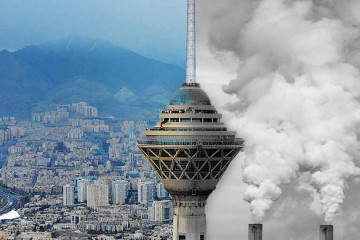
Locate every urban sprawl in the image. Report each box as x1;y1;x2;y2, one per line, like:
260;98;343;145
0;102;172;240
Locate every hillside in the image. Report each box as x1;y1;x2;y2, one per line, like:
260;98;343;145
0;36;184;120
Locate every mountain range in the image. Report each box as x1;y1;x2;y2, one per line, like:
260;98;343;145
0;36;184;120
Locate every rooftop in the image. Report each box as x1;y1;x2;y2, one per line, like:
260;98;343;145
169;83;211;106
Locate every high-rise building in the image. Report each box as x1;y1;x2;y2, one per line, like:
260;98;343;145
77;179;90;203
156;182;168;199
98;165;105;175
112;180;129;205
99;177;113;199
137;1;244;239
87;181;109;207
63;185;75;206
106;160;112;171
68;128;83;139
137;182;154;204
149;200;173;223
127;152;136;168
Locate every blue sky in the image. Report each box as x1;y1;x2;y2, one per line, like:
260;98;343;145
0;0;187;66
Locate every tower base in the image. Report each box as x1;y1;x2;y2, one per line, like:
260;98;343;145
172;195;207;240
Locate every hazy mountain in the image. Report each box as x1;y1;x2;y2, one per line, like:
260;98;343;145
0;36;184;120
114;87;142;103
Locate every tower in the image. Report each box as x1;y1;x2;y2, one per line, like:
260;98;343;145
249;224;262;240
63;185;75;206
112;180;129;205
149;200;173;223
77;178;90;203
186;0;196;84
156;182;169;199
320;225;333;240
87;181;109;207
137;0;244;239
138;181;154;204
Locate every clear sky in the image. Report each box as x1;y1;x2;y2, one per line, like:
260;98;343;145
0;0;187;66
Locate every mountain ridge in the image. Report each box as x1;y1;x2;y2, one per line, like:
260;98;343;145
0;36;184;120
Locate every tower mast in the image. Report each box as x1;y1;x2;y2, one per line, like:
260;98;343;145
186;0;196;83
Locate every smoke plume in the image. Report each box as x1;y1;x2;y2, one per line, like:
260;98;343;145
208;0;360;223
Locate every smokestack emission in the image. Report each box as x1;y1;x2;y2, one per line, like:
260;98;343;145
214;0;360;223
320;225;333;240
248;224;262;240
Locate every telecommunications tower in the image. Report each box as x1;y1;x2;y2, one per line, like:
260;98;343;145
137;0;244;239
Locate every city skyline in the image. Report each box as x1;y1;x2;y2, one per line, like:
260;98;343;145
0;0;360;239
0;100;174;239
0;0;246;239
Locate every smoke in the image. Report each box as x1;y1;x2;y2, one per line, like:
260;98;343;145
208;0;360;223
263;180;322;240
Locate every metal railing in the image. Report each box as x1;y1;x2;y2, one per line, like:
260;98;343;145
137;138;244;146
147;128;227;132
160;110;217;114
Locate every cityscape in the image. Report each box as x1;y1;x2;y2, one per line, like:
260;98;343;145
1;0;360;239
0;102;173;239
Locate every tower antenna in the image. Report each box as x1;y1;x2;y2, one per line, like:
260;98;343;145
186;0;196;83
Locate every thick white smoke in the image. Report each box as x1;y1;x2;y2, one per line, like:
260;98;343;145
208;0;360;223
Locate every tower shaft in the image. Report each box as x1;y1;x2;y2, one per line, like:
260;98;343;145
172;196;206;240
186;0;196;83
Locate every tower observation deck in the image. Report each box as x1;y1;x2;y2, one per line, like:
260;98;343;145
137;1;244;240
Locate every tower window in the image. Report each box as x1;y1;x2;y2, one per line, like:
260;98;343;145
213;118;218;122
179;235;186;240
200;235;205;240
204;118;212;122
192;118;202;122
181;118;191;122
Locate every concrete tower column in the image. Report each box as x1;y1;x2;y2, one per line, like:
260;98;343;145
320;225;333;240
172;195;207;240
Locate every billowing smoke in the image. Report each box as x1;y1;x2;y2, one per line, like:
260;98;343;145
208;0;360;223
